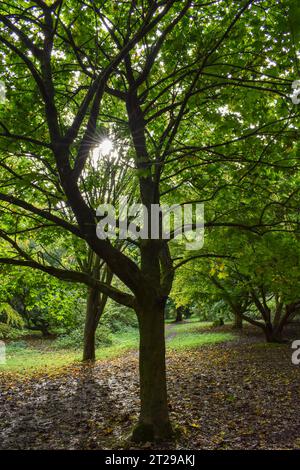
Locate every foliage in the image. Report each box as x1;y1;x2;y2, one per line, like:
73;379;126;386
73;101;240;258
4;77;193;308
0;324;22;340
0;0;299;441
0;267;84;334
101;302;138;333
53;324;112;350
173;228;300;340
0;302;24;328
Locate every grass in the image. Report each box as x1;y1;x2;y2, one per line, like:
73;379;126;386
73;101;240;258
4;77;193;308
96;329;139;360
165;319;235;349
0;347;80;373
0;330;140;374
168;320;212;334
168;331;235;350
165;316;201;325
0;321;235;374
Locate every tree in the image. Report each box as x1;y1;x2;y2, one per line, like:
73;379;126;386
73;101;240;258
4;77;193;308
0;133;132;360
199;232;300;342
0;265;82;334
0;0;299;441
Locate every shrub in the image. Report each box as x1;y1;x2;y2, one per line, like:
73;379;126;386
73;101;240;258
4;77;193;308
102;303;138;332
212;317;225;327
52;324;112;350
0;324;22;340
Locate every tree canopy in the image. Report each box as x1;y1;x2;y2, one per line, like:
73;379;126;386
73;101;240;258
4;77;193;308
0;0;299;442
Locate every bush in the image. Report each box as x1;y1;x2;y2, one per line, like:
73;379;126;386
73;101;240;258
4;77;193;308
102;303;138;332
212;317;225;327
0;323;22;340
52;324;112;350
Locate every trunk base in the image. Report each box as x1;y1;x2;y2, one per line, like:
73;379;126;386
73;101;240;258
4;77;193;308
82;354;96;363
264;326;287;343
266;336;288;344
131;420;173;443
135;295;172;443
82;339;96;362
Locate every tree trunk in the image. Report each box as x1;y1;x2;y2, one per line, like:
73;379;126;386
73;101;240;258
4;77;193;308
263;323;284;343
83;286;101;362
40;324;51;337
184;307;192;319
233;312;243;329
27;321;51;337
132;299;173;442
175;306;183;322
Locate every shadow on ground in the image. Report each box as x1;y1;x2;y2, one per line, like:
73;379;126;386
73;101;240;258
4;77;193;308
0;329;300;450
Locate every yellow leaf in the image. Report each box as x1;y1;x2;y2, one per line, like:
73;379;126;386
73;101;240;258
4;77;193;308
104;428;113;435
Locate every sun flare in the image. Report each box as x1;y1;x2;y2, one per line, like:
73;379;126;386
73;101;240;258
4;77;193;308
98;138;114;156
91;138;114;165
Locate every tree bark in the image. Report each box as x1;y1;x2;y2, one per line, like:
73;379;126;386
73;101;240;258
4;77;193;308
233;312;243;329
263;323;284;343
175;306;183;322
83;286;101;362
40;324;51;337
132;299;173;442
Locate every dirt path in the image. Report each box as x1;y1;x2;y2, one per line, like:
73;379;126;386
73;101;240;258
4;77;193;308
1;340;299;450
165;322;180;341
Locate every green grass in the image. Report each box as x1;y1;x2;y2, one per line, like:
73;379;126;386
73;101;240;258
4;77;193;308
165;316;201;325
167;321;212;334
1;330;140;374
167;331;235;350
0;347;81;373
0;321;234;374
95;329;139;360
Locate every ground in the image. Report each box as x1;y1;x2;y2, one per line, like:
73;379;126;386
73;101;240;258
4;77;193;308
0;321;300;450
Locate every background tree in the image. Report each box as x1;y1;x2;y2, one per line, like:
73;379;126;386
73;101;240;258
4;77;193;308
0;131;133;360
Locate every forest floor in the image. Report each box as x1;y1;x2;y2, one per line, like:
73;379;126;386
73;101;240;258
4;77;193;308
0;322;300;450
